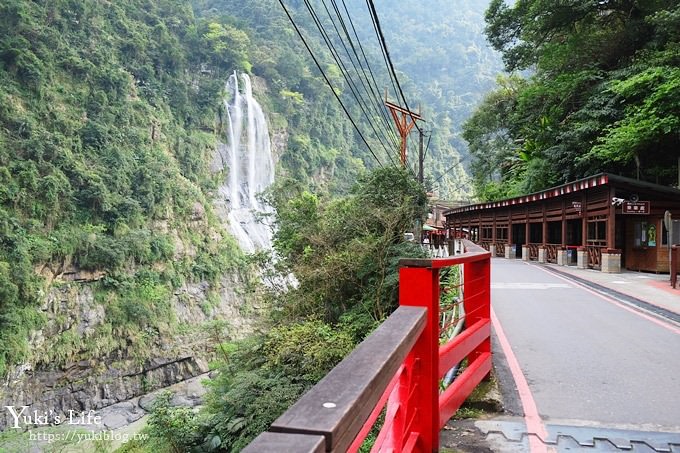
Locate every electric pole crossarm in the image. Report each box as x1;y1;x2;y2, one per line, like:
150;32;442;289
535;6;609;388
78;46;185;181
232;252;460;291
385;100;422;167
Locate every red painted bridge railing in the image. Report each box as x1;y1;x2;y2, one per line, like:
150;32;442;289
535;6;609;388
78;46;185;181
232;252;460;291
245;240;491;452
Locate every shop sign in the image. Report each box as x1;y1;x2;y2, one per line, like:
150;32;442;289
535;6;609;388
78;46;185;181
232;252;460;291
622;201;650;214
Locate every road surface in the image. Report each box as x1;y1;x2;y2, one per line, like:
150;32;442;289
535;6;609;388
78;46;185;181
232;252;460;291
461;259;680;452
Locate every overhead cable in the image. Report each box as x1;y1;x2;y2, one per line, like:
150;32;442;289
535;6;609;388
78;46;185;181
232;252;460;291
334;0;400;148
302;0;398;165
366;0;423;135
276;0;385;168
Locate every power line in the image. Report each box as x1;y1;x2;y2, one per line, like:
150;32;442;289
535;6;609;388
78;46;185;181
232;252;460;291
321;0;397;160
364;0;400;103
433;154;472;184
276;0;385;168
334;0;400;149
423;130;433;160
366;0;423;135
326;0;400;152
302;0;398;166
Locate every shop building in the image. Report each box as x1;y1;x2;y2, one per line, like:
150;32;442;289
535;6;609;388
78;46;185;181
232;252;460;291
444;174;680;273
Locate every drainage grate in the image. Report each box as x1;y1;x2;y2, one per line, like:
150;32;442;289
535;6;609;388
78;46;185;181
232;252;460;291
474;420;680;452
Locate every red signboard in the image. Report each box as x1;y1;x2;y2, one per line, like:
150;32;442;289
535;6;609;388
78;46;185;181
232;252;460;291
622;201;650;214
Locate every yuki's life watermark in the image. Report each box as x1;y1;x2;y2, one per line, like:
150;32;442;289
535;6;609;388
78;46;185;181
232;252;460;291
4;406;102;429
28;430;149;445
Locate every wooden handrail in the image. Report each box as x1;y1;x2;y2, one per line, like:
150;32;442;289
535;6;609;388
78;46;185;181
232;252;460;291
243;432;325;452
245;306;427;452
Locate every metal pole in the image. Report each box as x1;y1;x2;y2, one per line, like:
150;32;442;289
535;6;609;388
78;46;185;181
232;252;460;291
418;130;424;184
665;211;672;280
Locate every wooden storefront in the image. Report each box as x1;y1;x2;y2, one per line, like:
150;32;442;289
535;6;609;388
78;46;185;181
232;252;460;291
445;174;680;272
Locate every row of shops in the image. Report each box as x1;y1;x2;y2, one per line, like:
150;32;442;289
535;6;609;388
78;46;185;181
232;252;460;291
443;174;680;273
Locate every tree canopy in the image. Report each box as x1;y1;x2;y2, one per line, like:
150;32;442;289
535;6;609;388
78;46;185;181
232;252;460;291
464;0;680;199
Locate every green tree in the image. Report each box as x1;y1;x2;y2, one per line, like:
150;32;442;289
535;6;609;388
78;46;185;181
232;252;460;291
131;167;428;451
464;0;680;199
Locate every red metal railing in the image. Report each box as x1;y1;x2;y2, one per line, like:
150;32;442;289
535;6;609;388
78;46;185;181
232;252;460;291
245;240;491;452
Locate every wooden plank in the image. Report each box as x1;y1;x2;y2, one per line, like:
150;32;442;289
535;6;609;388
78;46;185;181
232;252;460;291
270;306;427;452
243;432;326;453
400;250;489;269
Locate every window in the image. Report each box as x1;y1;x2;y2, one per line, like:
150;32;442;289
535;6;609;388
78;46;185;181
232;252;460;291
481;227;493;241
587;217;606;246
496;227;508;241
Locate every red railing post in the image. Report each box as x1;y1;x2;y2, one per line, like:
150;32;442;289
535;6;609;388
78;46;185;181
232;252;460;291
399;266;440;452
463;256;491;377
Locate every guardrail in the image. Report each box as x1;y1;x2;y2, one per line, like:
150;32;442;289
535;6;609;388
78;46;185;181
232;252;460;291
545;244;559;263
245;239;492;452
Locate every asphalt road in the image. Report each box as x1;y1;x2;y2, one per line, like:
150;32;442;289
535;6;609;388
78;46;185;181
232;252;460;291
491;259;680;432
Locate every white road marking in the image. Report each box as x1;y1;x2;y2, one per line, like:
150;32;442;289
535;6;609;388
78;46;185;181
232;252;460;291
492;282;572;290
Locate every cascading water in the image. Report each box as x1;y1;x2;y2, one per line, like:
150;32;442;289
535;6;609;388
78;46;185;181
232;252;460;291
214;71;275;252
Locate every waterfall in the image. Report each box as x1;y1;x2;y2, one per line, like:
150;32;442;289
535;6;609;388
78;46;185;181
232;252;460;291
216;71;275;252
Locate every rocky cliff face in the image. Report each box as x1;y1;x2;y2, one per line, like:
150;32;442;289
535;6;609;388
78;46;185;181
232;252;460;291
0;182;257;432
0;271;251;431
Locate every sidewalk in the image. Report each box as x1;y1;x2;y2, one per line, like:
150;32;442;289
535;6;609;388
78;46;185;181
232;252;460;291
539;261;680;318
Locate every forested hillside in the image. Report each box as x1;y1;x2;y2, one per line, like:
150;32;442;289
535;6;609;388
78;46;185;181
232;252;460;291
192;0;371;191
0;0;243;378
0;0;381;380
196;0;503;199
279;0;503;199
464;0;680;200
0;3;396;440
352;0;503;198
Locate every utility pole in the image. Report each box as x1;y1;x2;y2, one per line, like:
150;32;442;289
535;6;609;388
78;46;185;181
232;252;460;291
385;99;422;167
418;129;424;184
385;98;425;247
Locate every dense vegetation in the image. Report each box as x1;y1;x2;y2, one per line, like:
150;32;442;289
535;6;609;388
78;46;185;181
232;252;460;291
0;0;390;378
0;0;248;376
119;167;428;452
464;0;680;200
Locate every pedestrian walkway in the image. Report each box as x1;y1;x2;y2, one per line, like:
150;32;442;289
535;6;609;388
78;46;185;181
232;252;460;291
541;262;680;318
